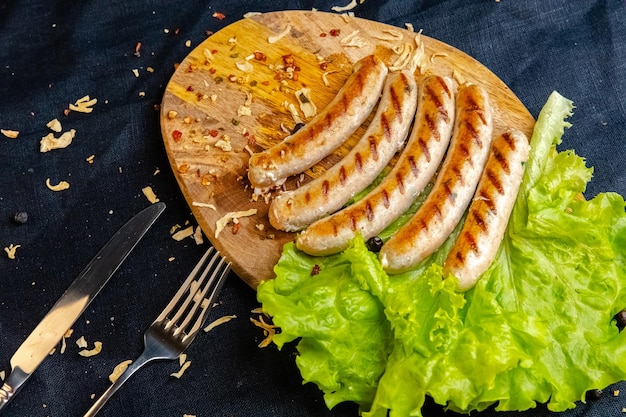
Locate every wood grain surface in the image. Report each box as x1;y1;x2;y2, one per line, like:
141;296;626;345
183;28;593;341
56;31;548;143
160;10;535;289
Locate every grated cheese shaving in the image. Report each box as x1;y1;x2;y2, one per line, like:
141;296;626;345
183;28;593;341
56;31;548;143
405;22;415;32
204;315;237;332
295;88;317;118
268;24;292;43
372;29;403;42
214;137;233;152
40;129;76;152
170;360;191;378
46;118;62;132
193;226;204;245
1;129;19;138
250;315;278;348
142;186;159;203
282;101;303;124
172;226;194;241
236;60;253;73
109;360;132;383
46;178;70;191
215;209;257;238
340;30;369;48
0;371;5;381
4;244;20;260
69;95;97;113
237;105;252;117
331;0;358;12
192;201;217;210
76;336;88;349
78;341;103;357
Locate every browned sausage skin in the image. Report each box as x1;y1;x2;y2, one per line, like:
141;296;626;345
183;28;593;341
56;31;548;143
247;55;388;189
443;130;530;291
296;75;455;255
270;70;418;232
380;83;494;274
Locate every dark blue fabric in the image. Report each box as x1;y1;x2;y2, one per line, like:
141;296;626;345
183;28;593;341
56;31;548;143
0;0;624;416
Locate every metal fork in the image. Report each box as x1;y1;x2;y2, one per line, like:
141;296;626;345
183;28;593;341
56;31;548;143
83;247;231;417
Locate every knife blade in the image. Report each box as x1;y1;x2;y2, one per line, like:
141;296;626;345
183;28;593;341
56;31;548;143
0;202;166;412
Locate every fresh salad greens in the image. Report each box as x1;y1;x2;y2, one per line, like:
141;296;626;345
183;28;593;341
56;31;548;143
257;91;626;416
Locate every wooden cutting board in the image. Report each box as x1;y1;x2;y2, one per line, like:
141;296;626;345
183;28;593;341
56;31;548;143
160;10;535;289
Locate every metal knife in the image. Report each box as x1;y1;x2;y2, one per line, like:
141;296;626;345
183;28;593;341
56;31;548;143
0;202;166;412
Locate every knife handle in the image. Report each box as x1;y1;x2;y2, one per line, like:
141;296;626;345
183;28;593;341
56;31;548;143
0;368;29;413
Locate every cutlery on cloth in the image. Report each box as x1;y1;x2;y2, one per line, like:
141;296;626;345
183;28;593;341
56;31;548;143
0;202;166;413
83;246;231;417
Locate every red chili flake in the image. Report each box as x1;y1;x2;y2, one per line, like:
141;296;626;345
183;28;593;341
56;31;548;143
253;51;267;61
319;61;329;71
205;30;214;37
174;28;180;35
186;85;194;91
247;135;256;146
261;80;270;86
212;12;226;20
211;49;218;54
209;130;219;137
209;67;217;74
319;32;327;37
196;93;204;101
172;130;183;142
134;41;142;57
329;28;341;36
231;222;240;234
228;74;237;82
311;264;321;276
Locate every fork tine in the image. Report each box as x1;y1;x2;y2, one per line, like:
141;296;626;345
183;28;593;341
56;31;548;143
168;250;220;328
156;247;215;323
183;256;230;338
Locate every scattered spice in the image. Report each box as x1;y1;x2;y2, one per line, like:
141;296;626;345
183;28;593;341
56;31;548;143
311;264;321;276
11;211;28;225
212;12;226;20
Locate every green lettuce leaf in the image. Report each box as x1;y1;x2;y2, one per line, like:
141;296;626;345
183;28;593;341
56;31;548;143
257;91;626;416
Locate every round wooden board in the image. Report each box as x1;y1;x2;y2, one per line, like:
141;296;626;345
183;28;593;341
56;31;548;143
160;10;535;289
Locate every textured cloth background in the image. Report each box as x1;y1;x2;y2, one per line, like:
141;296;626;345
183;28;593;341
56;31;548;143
0;0;624;416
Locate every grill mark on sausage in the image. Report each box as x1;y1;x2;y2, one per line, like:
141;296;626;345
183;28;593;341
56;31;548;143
465;120;482;148
454;250;465;263
501;131;517;150
480;189;496;212
459;143;470;158
420;217;429;231
433;203;442;219
492;146;510;174
471;208;488;232
339;166;347;185
463;230;480;254
322;180;330;198
443;180;455;203
396;172;405;194
408;155;420;177
369;135;380;161
419;137;431;162
365;200;374;222
390;83;403;124
355;152;363;171
304;192;311;204
425;84;443;113
436;75;452;98
381;114;392;144
350;214;357;231
486;168;505;195
381;189;390;208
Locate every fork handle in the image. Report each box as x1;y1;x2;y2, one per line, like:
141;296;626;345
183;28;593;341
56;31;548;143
83;352;154;417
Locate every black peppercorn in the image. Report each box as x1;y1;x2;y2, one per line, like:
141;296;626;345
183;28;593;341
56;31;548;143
585;389;602;402
11;210;28;225
291;122;305;133
613;309;626;332
366;236;384;253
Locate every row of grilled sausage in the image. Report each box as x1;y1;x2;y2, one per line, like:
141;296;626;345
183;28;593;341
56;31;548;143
247;54;530;291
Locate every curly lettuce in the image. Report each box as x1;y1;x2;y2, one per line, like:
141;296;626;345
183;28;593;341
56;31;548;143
257;91;626;416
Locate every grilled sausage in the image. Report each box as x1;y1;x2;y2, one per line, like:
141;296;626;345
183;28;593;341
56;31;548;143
269;70;418;232
443;130;529;291
247;55;388;188
296;75;455;255
380;83;493;274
